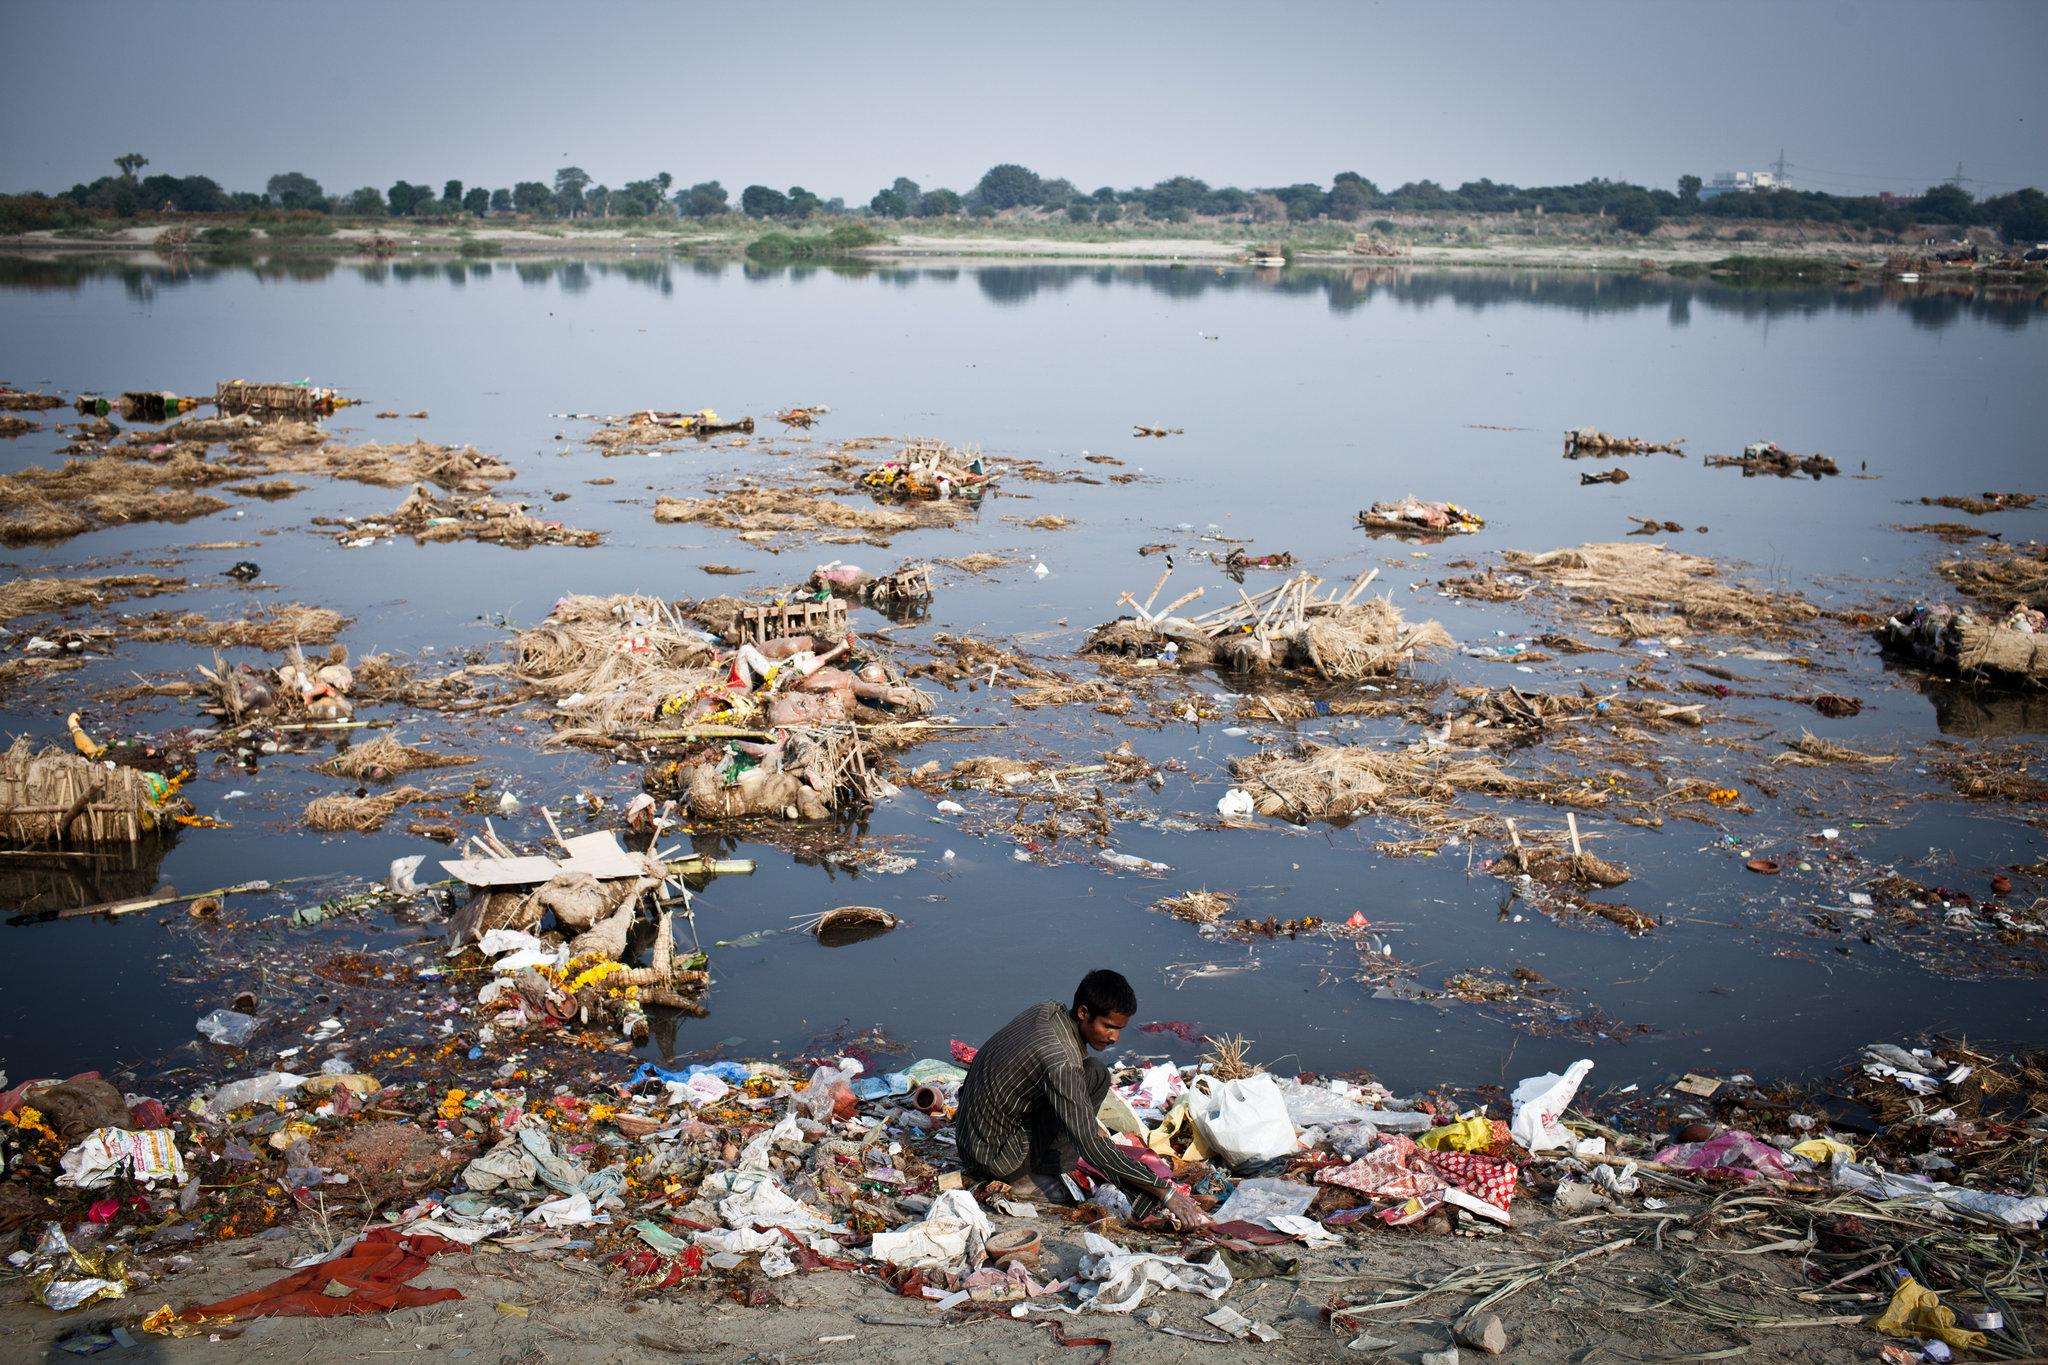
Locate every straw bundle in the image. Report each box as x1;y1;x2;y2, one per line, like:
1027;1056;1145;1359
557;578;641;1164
303;786;434;833
1153;890;1233;925
1938;543;2048;610
133;604;347;651
654;489;972;537
513;594;722;743
1232;743;1529;821
1503;542;1821;639
1773;731;1898;767
316;735;476;780
0;573;185;623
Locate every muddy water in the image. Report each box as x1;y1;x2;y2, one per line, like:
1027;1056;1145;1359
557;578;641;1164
1;256;2043;1096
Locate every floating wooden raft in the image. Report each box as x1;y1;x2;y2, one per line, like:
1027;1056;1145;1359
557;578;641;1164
738;597;846;646
871;563;932;602
214;379;350;414
0;740;175;845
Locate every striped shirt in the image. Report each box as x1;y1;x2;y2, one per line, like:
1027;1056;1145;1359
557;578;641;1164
955;1001;1165;1201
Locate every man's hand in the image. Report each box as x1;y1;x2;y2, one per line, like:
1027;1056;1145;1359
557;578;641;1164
1161;1186;1211;1231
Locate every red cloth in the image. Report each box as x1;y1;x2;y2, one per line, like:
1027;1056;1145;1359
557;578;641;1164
1422;1148;1519;1211
950;1039;978;1065
184;1229;463;1320
1318;1134;1519;1220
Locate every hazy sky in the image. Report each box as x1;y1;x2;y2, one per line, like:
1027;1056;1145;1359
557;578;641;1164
4;0;2043;200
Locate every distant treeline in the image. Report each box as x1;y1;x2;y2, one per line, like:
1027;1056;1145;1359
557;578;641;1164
6;156;2046;242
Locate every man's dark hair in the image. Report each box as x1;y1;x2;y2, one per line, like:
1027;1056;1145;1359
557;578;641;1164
1073;969;1137;1018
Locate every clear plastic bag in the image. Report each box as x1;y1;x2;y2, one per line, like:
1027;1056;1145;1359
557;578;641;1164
195;1008;260;1047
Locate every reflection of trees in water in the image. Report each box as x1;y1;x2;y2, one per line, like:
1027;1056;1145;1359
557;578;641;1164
962;261;2046;329
0;255;2039;330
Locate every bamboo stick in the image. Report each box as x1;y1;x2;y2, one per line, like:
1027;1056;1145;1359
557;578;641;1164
1140;567;1172;614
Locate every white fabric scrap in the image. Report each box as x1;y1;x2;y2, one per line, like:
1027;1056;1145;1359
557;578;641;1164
867;1188;991;1273
693;1226;782;1256
525;1190;598;1227
1072;1229;1232;1313
1268;1213;1341;1247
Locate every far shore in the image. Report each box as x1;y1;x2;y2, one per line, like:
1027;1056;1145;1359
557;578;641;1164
0;219;2028;281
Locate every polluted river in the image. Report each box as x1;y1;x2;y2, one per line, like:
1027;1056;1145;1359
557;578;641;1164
1;253;2044;1110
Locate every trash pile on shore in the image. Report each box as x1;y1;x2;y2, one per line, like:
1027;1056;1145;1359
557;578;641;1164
4;1002;2045;1358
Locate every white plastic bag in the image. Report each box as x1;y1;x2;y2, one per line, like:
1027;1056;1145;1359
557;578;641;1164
1510;1058;1593;1153
1186;1073;1298;1168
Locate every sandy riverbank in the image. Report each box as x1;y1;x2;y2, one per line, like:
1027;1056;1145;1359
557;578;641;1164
0;221;1934;275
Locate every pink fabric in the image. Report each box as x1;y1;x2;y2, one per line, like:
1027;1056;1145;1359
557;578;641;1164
1652;1130;1795;1183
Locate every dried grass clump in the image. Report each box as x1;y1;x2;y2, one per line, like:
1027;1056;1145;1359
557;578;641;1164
1935;747;2048;804
936;552;1013;574
1447;685;1703;746
0;416;38;439
1772;731;1898;767
152;414;264;443
1938;543;2048;610
1154;890;1233;924
1233;693;1316;723
1294;601;1455;681
315;734;476;780
1231;743;1531;821
223;420;325;455
1502;542;1821;639
259;439;515;494
227;478;303;499
304;786;435;832
1920;492;2036;516
949;755;1040;788
0;390;66;411
1441;570;1532;602
1202;1034;1258;1081
654;489;972;540
0;573;185;623
341;486;600;548
131;604;347;651
0;501;92;544
0;451;244;544
512;594;721;744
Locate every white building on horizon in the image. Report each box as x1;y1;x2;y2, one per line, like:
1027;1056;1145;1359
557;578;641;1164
1701;170;1781;199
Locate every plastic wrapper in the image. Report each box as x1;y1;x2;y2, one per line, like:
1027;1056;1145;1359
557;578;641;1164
1214;1176;1317;1228
195;1009;260;1047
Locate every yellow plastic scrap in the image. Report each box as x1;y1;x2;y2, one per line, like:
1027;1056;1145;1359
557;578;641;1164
1145;1098;1210;1161
1873;1276;1987;1351
66;712;104;759
1790;1136;1855;1164
1420;1115;1496;1153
